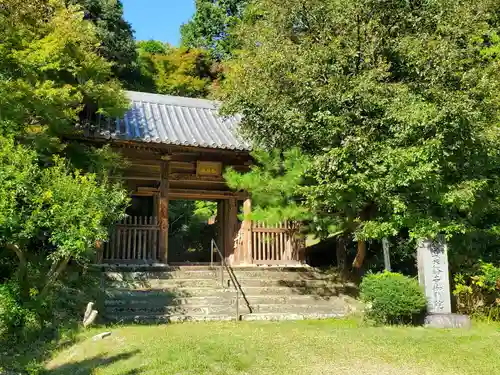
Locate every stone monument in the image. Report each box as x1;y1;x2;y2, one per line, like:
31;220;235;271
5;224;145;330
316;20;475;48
417;236;471;328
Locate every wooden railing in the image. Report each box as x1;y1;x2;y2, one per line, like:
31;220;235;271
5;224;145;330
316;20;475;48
251;221;302;265
102;216;302;266
103;216;160;263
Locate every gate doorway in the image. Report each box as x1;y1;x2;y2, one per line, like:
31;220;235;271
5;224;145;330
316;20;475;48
101;194;241;265
168;200;219;264
101;194;304;266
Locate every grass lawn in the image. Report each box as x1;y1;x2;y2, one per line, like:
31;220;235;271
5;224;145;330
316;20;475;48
45;319;500;375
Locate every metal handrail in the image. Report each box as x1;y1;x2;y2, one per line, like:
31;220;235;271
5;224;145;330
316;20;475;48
210;239;252;320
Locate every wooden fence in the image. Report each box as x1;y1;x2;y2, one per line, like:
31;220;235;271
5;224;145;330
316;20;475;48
251;221;302;265
103;216;160;263
102;216;302;265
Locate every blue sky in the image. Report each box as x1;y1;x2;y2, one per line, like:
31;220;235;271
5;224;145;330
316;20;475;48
121;0;195;45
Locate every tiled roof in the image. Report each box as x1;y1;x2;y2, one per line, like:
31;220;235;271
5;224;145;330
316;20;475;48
97;91;250;151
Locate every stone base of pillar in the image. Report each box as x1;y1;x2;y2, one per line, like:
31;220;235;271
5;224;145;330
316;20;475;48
424;313;472;329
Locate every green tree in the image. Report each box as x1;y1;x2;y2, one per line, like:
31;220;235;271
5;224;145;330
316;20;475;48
69;0;138;83
136;40;168;55
1;0;129;137
181;0;250;59
222;0;500;267
0;139;127;299
134;43;219;98
0;0;129;330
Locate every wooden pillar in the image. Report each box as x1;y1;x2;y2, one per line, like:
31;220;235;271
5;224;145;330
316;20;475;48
225;198;238;265
241;198;253;265
216;200;225;257
158;161;169;263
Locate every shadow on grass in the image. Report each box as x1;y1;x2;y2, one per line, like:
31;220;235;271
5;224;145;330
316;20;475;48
45;350;142;375
1;321;82;374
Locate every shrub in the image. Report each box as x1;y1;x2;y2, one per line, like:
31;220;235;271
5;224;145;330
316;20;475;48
0;282;35;339
453;262;500;321
360;271;427;325
0;265;102;344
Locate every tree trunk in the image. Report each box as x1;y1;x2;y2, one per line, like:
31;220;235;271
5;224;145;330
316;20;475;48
352;240;366;269
336;235;348;272
6;243;27;283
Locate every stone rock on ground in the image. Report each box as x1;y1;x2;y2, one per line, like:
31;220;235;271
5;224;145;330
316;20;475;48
92;332;112;341
424;314;471;329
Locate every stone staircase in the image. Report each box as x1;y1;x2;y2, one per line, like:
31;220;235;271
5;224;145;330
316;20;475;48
102;266;359;323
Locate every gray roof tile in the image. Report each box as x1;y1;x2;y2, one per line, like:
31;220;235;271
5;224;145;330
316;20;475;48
97;91;249;151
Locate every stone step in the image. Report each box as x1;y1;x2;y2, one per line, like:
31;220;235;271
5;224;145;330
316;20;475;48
106;304;238;316
105;285;346;298
105;288;235;299
105;313;237;323
104;277;345;289
105;303;348;315
101;265;312;272
104;269;343;282
101;266;358;324
105;311;346;323
105;295;230;306
104;294;354;307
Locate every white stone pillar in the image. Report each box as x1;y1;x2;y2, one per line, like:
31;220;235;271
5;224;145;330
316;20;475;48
417;236;471;328
417;236;452;314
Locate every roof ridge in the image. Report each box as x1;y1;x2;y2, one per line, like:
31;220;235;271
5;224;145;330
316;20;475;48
125;91;220;110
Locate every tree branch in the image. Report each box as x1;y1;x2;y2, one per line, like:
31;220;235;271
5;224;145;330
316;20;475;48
46;259;60;279
6;243;27;283
39;257;70;298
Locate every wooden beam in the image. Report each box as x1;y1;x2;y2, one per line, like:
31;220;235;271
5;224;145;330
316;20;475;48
158;161;170;263
128;161;162;167
110;139;251;158
67;136;252;163
170;173;225;183
170;161;196;172
133;191;156;197
120;175;160;181
169;189;246;201
137;187;160;193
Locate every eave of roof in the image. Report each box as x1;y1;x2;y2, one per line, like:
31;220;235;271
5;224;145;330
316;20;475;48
95;91;250;151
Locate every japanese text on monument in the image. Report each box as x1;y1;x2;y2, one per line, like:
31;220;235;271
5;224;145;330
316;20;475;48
430;242;446;312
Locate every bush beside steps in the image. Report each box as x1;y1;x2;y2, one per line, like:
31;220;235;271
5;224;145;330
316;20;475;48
360;271;427;325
